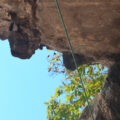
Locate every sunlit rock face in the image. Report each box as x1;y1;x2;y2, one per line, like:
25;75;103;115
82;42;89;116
0;0;120;120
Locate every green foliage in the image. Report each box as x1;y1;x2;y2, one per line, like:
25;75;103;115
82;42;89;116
46;53;108;120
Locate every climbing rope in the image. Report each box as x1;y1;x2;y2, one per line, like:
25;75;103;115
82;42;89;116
54;0;95;120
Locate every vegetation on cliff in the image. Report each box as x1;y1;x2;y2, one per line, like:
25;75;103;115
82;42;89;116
45;53;107;120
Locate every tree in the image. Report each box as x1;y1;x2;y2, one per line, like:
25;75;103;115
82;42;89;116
45;53;108;120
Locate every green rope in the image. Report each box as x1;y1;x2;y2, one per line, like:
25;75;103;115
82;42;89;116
54;0;95;120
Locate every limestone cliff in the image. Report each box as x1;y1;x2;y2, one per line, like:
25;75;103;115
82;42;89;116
0;0;120;119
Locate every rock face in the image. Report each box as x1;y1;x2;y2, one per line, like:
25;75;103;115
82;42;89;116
0;0;120;119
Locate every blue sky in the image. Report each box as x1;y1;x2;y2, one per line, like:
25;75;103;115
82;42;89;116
0;40;65;120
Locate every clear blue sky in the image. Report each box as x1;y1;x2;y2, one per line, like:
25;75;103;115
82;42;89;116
0;40;65;120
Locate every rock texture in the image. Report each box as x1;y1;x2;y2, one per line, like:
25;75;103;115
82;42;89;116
0;0;120;119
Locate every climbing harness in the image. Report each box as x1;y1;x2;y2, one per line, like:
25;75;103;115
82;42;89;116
54;0;95;120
